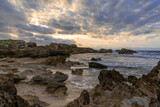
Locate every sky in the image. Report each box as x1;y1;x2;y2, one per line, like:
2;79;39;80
0;0;160;49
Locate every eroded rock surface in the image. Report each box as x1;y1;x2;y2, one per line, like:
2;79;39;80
89;62;108;69
67;61;160;107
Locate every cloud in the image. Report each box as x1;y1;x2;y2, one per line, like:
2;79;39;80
0;34;12;39
0;0;159;48
19;35;75;45
16;24;55;34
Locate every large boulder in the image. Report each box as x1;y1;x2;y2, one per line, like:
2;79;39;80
89;62;108;69
116;48;137;54
99;49;112;53
30;72;68;84
45;82;67;96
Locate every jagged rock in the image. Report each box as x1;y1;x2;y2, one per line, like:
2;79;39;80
99;49;112;53
67;90;90;107
30;72;68;84
91;57;101;61
116;48;137;54
45;82;67;96
89;62;107;69
72;69;83;75
0;74;30;107
67;61;160;107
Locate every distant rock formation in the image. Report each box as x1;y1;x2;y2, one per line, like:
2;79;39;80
99;48;113;53
0;39;99;58
116;48;137;54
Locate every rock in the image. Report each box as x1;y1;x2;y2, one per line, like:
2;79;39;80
13;74;27;83
0;74;30;107
53;72;69;82
76;47;98;54
127;75;138;85
116;48;137;54
26;42;37;48
68;61;160;107
91;57;101;61
66;60;84;66
44;56;66;66
30;72;68;84
89;62;108;69
72;69;83;75
98;69;126;90
22;94;49;107
99;49;112;53
45;82;67;96
67;90;90;107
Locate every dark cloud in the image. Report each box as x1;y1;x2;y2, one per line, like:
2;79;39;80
0;0;27;25
16;24;55;34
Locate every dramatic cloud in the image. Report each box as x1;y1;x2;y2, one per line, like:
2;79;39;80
0;0;160;48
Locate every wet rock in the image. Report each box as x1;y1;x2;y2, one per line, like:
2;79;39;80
45;82;67;96
89;62;108;69
68;61;160;107
67;90;90;107
30;72;68;84
99;49;112;53
116;48;137;54
72;69;83;75
91;57;101;61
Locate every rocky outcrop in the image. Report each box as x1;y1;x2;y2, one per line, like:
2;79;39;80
0;74;31;107
68;61;160;107
99;49;112;53
0;39;26;49
89;62;108;69
116;48;137;54
30;72;68;96
67;90;90;107
72;69;83;75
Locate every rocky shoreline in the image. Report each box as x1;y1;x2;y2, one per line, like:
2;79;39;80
1;39;154;107
67;61;160;107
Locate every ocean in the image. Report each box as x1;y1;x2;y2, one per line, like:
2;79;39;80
67;50;160;89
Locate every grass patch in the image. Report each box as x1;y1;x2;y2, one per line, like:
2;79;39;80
0;40;12;45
